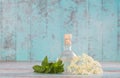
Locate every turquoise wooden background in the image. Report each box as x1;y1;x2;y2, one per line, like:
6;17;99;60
0;0;120;62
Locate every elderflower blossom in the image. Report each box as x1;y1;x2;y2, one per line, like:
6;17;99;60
67;53;103;75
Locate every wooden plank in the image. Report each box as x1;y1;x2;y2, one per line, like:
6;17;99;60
30;0;47;61
117;0;120;61
1;0;17;61
0;1;2;61
73;0;89;55
46;0;62;61
102;0;118;61
0;0;2;61
87;0;103;61
16;0;31;61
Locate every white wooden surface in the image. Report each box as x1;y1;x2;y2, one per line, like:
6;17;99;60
0;62;120;78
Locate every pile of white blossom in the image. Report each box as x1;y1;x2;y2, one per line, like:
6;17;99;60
67;53;103;75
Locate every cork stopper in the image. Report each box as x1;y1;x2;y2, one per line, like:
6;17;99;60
64;34;72;45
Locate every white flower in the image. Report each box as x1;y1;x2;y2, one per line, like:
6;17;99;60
67;53;103;75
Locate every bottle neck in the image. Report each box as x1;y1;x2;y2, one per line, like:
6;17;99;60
64;44;72;51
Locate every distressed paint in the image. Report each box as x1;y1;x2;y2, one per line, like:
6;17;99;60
31;0;48;60
16;1;31;61
117;0;120;61
102;0;118;61
31;0;48;61
87;0;103;61
0;0;2;61
0;0;119;61
1;0;17;61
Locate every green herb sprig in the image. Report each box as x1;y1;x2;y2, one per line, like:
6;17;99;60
33;56;64;74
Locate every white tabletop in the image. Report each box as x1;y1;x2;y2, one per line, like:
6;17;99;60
0;62;120;78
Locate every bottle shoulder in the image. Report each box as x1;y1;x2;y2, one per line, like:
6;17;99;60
61;50;76;57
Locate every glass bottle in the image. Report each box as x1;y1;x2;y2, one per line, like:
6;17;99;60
60;34;76;73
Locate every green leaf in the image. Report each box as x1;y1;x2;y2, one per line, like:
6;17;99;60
45;65;52;73
33;65;45;73
57;59;62;65
42;56;48;66
32;56;64;74
33;65;40;72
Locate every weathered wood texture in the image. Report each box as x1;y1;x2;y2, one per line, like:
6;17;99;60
0;0;120;61
0;62;120;78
